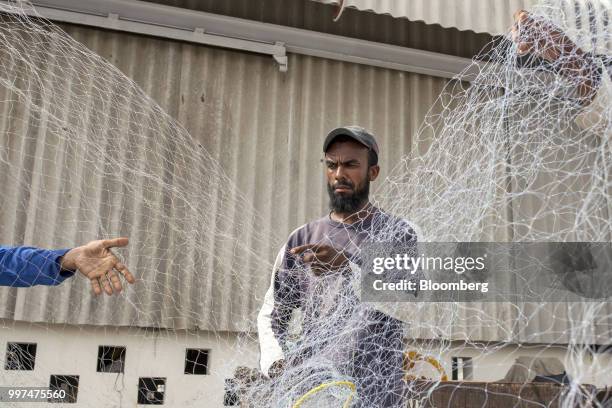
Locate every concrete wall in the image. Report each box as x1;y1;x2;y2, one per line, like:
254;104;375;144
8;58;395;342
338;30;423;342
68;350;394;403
2;320;610;407
0;320;259;407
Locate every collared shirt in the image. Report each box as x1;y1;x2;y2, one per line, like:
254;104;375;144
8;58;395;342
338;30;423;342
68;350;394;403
0;246;75;287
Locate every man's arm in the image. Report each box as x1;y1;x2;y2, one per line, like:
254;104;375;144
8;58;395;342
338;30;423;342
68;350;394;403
257;244;300;377
511;10;611;131
511;10;603;102
0;246;74;287
0;238;135;295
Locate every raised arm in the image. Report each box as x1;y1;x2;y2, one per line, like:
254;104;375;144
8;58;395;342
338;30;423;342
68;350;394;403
511;10;602;102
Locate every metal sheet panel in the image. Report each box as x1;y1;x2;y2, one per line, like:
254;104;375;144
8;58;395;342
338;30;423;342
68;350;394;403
313;0;533;34
143;0;493;59
0;21;609;345
312;0;611;46
0;22;447;332
144;0;610;55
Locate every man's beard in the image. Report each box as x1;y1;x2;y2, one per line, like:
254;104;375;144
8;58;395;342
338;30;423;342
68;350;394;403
327;179;370;214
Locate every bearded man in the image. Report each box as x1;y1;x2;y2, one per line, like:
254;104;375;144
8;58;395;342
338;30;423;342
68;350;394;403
257;126;417;407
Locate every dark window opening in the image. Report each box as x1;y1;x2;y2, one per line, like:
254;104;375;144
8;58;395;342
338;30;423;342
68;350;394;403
184;349;209;375
49;375;79;403
451;356;473;381
138;377;166;405
588;344;612;354
97;345;126;373
5;342;37;371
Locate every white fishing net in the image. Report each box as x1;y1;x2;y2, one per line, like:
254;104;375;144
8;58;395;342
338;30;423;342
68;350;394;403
0;0;610;407
0;0;279;405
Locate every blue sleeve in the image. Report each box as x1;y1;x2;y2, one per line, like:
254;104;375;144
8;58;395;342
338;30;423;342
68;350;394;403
0;246;76;287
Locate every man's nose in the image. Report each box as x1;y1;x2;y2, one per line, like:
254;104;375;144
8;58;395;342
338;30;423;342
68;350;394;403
333;165;348;180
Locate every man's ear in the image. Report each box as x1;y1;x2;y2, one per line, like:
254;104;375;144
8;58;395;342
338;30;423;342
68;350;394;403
369;165;380;181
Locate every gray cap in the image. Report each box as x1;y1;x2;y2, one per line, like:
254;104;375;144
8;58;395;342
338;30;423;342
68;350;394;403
323;126;379;157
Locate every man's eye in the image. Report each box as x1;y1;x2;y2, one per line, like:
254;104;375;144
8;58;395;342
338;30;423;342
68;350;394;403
326;163;338;169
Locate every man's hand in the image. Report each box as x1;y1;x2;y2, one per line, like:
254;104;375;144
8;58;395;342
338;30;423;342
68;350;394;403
291;243;350;276
60;237;135;296
511;9;598;101
511;9;577;62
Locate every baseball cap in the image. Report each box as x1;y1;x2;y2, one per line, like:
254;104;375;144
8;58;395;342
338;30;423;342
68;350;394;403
323;126;379;158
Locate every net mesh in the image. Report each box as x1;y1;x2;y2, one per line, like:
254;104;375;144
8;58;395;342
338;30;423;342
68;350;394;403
0;0;610;407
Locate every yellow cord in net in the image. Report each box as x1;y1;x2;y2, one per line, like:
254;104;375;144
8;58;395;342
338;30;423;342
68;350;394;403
404;350;448;382
291;380;356;408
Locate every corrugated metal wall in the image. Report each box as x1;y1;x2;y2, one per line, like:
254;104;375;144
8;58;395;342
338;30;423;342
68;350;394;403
309;0;612;54
0;18;609;346
0;21;448;332
310;0;537;35
143;0;493;59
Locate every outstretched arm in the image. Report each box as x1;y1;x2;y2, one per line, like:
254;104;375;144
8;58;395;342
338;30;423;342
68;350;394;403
0;237;135;295
0;246;74;287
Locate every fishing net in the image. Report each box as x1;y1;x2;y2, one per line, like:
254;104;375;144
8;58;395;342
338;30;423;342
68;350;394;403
0;0;610;407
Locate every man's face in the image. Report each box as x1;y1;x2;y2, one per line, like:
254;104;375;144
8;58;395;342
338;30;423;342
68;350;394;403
324;139;379;213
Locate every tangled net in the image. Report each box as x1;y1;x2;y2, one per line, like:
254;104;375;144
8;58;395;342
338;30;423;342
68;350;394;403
0;0;610;407
0;1;279;405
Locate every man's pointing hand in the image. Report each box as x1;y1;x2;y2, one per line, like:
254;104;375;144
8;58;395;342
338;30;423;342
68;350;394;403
291;243;350;276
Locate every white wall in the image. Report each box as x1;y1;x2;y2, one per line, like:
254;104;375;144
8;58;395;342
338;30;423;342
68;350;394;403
0;319;259;407
409;340;612;388
1;320;611;407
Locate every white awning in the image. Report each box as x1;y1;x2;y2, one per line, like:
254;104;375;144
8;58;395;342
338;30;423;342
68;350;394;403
311;0;611;43
311;0;535;35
